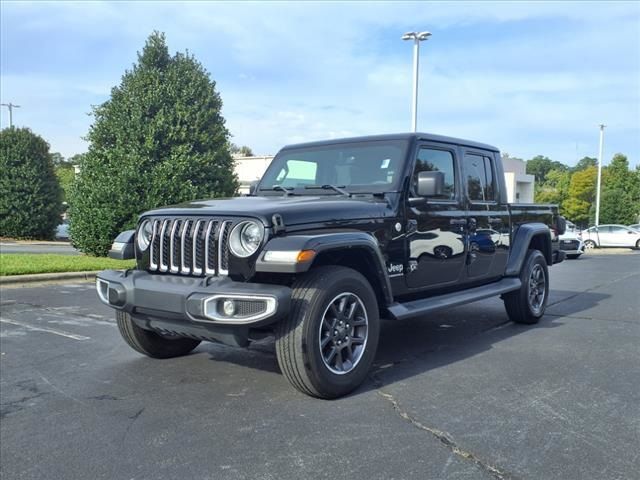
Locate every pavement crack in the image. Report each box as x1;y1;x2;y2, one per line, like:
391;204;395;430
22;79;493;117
371;374;514;480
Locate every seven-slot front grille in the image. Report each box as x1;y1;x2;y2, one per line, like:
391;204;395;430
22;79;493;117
148;218;232;276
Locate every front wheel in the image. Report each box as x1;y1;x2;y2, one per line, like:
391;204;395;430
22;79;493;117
275;266;380;399
116;311;201;359
584;240;597;250
503;249;549;324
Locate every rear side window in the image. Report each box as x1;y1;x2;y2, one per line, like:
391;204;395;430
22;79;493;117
464;153;496;201
413;148;456;199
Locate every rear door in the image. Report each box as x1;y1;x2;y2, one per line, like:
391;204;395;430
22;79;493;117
461;149;510;282
405;143;467;289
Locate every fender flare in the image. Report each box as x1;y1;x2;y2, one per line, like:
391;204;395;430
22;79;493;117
255;232;393;305
505;223;552;276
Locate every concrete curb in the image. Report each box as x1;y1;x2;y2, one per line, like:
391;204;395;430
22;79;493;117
0;241;72;246
0;271;98;286
585;248;639;255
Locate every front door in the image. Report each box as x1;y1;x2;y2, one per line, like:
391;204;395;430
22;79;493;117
461;149;510;281
405;144;467;289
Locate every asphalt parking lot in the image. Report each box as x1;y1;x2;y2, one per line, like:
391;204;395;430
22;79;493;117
1;252;639;480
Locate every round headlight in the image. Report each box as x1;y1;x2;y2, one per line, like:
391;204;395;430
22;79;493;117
137;219;154;251
229;221;264;258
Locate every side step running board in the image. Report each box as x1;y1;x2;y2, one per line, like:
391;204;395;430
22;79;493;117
386;277;521;321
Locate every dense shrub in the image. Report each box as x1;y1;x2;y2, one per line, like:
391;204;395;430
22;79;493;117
69;32;238;256
0;127;63;239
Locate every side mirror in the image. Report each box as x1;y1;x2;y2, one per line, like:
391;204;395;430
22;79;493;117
417;171;444;197
249;181;258;196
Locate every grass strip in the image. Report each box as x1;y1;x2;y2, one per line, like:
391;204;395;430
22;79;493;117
0;254;135;276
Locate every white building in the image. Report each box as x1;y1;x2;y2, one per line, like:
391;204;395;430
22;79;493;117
501;157;535;203
234;154;535;203
234;155;274;194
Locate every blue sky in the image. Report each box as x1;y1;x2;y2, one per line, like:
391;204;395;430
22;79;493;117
1;1;639;166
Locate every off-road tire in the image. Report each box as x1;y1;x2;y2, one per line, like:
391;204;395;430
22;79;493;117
275;266;380;399
116;311;201;359
503;249;549;325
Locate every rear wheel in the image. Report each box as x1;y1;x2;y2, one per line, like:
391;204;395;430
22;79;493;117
584;240;597;250
116;311;201;359
503;249;549;324
275;266;380;399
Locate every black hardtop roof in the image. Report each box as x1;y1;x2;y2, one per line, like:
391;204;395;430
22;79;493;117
281;132;500;153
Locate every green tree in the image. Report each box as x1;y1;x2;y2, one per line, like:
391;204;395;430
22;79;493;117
70;32;238;256
230;143;254;156
563;165;597;225
0;127;63;239
597;153;638;224
534;168;571;208
526;155;568;184
55;164;75;203
50;151;65;165
572;156;597;172
67;153;86;166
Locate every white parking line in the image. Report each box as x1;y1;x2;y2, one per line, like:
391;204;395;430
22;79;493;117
0;318;90;341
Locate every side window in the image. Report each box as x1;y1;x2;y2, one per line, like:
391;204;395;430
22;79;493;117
413;148;456;199
275;160;317;187
609;226;627;234
464;153;496;201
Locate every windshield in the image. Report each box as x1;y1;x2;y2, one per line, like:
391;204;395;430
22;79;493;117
258;140;409;194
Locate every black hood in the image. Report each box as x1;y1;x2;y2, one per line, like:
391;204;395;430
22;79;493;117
144;194;397;228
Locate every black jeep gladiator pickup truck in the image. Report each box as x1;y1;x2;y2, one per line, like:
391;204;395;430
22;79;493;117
97;133;566;398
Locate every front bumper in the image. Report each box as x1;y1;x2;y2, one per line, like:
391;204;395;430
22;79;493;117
96;270;291;342
559;240;584;256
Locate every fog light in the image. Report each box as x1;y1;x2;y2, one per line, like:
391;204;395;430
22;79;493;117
222;299;236;316
96;279;110;304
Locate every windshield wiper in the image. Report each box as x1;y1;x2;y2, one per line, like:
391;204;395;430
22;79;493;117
259;185;295;197
304;184;351;197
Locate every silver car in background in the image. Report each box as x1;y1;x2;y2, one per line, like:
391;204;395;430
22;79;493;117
581;224;640;249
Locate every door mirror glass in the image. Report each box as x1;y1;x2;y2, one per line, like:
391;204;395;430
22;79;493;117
417;171;444;197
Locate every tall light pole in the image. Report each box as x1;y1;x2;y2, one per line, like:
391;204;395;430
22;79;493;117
595;124;606;227
402;31;431;132
1;102;21;128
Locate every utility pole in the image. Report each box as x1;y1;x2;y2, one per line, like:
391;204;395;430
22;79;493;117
402;31;431;132
595;124;606;227
1;102;21;128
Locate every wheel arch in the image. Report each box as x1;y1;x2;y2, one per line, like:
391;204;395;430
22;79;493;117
506;223;552;276
255;232;393;306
